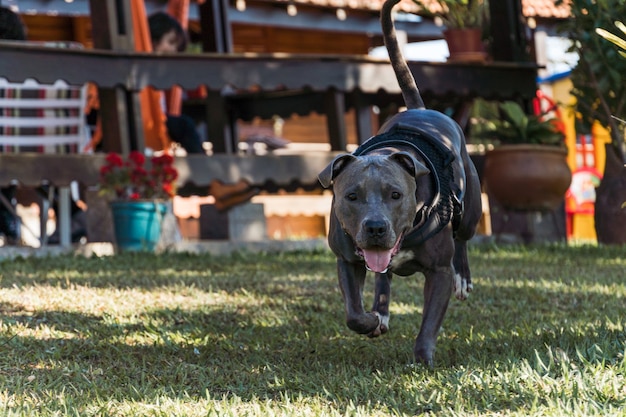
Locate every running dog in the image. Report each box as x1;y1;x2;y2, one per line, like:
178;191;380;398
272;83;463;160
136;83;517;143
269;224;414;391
318;0;482;365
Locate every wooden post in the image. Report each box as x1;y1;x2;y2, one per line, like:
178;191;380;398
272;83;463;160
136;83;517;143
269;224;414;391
205;90;235;154
351;90;374;145
198;0;233;53
88;0;134;50
196;0;235;153
489;0;531;63
325;90;348;151
88;0;144;154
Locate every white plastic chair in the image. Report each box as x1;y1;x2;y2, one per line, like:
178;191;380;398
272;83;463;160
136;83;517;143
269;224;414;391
0;78;88;151
0;77;89;246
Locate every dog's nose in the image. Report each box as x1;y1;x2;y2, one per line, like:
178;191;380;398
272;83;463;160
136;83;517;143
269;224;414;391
365;220;388;238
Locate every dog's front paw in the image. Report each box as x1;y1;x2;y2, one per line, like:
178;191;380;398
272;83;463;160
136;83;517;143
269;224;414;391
413;347;435;368
413;339;436;367
367;311;390;338
347;312;382;335
454;273;472;300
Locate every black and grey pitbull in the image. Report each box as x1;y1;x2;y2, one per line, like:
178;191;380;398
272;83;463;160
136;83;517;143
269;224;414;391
318;0;482;365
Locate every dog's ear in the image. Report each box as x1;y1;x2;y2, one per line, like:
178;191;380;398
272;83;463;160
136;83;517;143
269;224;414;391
318;154;357;188
389;151;429;178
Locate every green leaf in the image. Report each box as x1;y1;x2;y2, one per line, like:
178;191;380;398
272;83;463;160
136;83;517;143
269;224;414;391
499;101;528;127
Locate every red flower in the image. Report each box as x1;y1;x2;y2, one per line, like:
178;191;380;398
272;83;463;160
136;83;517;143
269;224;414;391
99;152;178;201
162;183;175;197
152;154;173;166
105;152;124;167
128;151;146;167
131;166;148;181
162;166;178;182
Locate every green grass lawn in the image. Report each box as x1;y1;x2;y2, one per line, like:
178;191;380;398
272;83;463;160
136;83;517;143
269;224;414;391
0;244;624;416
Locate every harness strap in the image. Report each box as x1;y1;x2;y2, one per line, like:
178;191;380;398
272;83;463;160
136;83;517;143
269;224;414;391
353;125;462;246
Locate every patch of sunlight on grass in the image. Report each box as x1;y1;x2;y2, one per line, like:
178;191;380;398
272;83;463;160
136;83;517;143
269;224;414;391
1;247;625;416
391;302;421;315
487;277;625;296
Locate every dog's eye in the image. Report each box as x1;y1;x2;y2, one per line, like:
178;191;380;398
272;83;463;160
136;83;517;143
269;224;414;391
346;192;357;201
391;191;402;200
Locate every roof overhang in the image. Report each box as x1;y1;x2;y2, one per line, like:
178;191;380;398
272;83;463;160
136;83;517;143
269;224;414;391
8;0;443;41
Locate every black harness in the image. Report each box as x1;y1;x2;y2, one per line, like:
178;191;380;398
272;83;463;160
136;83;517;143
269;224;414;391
353;125;464;246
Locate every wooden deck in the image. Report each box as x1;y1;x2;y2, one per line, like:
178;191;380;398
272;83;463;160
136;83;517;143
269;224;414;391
0;40;539;188
0;41;539;246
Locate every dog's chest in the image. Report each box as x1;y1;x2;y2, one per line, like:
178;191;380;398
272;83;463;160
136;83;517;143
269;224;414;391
389;248;434;276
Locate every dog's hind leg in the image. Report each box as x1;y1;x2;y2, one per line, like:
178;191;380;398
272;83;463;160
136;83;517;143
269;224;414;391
369;271;392;337
337;259;382;335
453;240;472;300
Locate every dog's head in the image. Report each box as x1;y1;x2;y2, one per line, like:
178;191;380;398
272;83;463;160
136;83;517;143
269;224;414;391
319;151;429;272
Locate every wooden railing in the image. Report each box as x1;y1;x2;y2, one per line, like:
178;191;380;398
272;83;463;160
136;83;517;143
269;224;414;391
0;41;540;165
0;41;539;245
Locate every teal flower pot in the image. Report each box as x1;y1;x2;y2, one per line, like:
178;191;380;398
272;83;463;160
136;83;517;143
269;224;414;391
110;201;167;252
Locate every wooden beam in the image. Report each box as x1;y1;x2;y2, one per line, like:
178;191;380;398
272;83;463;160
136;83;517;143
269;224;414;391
351;91;375;145
0;45;540;98
204;90;236;153
325;90;348;151
489;0;531;62
87;0;144;154
199;0;233;53
0;153;337;190
88;0;134;51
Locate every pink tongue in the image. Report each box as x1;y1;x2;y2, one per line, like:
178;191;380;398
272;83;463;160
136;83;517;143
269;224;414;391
362;249;393;273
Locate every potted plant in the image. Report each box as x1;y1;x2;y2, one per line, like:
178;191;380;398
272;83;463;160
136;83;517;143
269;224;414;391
412;0;489;62
99;151;178;252
473;100;572;211
557;0;626;244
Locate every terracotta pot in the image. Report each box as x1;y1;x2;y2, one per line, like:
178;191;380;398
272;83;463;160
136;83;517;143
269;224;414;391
443;28;487;62
484;144;572;211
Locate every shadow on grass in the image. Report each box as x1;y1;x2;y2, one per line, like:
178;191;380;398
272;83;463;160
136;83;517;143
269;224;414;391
1;300;624;412
0;250;336;291
0;244;624;414
1;304;409;397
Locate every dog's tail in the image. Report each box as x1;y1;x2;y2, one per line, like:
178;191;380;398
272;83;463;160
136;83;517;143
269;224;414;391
381;0;425;110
